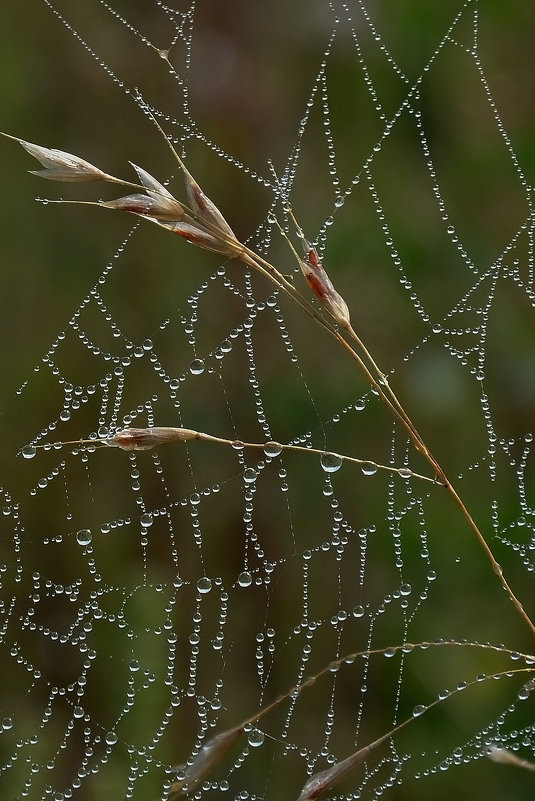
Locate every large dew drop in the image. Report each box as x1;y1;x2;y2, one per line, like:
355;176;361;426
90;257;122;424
247;729;265;747
197;577;212;594
190;359;205;375
237;571;252;588
76;529;92;546
263;441;283;458
243;468;258;484
320;452;343;473
22;445;37;460
361;462;378;476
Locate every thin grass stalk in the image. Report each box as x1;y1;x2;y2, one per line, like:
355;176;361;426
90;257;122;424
30;427;438;484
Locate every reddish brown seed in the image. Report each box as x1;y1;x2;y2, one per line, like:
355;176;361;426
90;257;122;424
182;170;236;239
106;427;199;451
170;221;243;258
168;725;244;797
104;193;184;221
300;246;351;328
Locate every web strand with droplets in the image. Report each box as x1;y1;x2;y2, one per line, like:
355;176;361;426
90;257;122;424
2;2;535;801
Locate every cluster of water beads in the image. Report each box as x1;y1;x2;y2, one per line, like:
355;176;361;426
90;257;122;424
8;3;535;800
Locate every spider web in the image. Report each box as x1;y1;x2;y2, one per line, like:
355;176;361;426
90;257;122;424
2;1;535;800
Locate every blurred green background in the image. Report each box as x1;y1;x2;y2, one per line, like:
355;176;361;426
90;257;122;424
1;2;535;800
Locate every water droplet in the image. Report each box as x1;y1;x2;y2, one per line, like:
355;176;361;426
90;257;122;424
105;731;118;746
190;359;205;375
73;706;84;719
76;529;92;546
413;704;426;717
384;648;396;658
22;445;37;460
238;571;252;588
361;462;378;476
243;468;257;484
353;605;365;618
263;441;282;458
1;717;13;731
320;452;343;473
129;659;140;672
197;577;212;594
247;729;265;747
140;513;153;528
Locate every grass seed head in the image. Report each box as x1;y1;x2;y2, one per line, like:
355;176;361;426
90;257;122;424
104;192;185;221
168;221;242;257
12;136;109;182
300;246;351;328
107;427;198;450
183;170;236;239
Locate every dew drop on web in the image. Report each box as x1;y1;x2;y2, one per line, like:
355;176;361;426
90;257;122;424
320;452;343;473
264;441;282;458
197;577;212;594
360;462;378;476
190;358;205;375
76;529;92;546
238;571;253;587
247;728;265;747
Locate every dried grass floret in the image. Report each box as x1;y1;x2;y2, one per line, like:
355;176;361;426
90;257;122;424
7;135;110;182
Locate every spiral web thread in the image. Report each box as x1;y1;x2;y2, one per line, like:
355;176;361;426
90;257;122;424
2;1;535;800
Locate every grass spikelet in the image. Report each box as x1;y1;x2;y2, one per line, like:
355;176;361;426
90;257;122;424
1;132;110;182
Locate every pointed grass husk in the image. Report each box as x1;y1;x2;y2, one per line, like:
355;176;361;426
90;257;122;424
105;427;200;450
2;133;110;182
296;737;386;801
487;746;535;772
103;193;185;221
299;244;351;328
128;162;186;219
182;166;236;239
167;725;244;798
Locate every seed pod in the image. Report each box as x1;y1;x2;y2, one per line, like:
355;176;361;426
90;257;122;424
104;193;185;221
300;244;351;328
296;732;387;801
182;166;236;239
106;427;199;451
167;725;244;796
11;136;108;182
168;221;243;258
129;162;185;219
